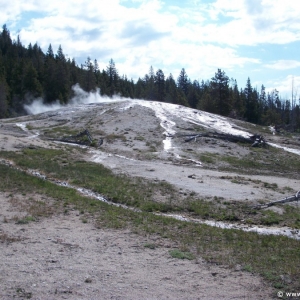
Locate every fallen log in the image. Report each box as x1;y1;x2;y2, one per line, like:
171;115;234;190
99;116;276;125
253;190;300;209
60;129;92;145
184;134;202;142
181;131;267;147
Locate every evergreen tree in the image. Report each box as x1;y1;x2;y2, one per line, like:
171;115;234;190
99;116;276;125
283;100;291;124
44;45;57;102
94;59;100;85
143;66;155;100
56;45;66;62
154;69;165;101
211;69;230;116
23;62;43;98
165;73;177;103
198;87;215;113
83;56;96;92
55;46;70;103
70;58;82;87
244;77;259;123
0;24;12;56
228;79;243;118
187;80;201;108
119;75;134;98
0;75;9;117
106;58;119;96
15;35;25;58
46;44;54;58
294;105;300;130
177;68;189;96
258;84;267;122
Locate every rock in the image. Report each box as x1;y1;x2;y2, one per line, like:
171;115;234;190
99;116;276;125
234;264;242;271
280;274;292;284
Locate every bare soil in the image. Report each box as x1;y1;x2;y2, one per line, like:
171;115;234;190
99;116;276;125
0;192;272;300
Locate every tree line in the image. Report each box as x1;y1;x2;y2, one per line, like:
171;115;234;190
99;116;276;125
0;25;299;131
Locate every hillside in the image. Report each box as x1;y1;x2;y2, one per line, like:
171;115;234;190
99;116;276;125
1;98;300;299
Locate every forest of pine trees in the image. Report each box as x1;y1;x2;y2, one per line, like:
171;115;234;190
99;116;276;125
0;25;299;131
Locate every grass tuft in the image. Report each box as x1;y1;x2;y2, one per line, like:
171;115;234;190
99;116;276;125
169;249;195;260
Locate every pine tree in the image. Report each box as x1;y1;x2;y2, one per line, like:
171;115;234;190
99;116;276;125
0;24;12;56
23;62;43;98
94;59;100;85
15;35;25;58
187;80;201;108
228;79;243;118
198;88;215;113
211;69;230;116
56;45;66;62
0;75;9;118
83;56;96;92
55;45;70;103
46;44;54;58
106;58;119;96
165;73;177;103
143;66;155;100
44;45;57;102
177;68;189;96
244;77;259;123
154;69;165;101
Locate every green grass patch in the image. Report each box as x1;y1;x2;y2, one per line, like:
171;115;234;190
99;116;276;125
1;148;300;229
198;153;218;164
43;126;78;137
261;211;283;225
186;199;241;221
134;136;145;141
169;249;195;260
144;243;156;249
199;146;300;178
16;215;37;224
0;149;180;212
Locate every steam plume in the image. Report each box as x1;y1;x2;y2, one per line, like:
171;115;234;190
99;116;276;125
24;84;127;115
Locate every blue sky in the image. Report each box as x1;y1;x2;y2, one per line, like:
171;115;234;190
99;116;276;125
1;0;300;99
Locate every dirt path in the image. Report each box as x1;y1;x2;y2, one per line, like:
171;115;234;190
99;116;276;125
0;192;272;300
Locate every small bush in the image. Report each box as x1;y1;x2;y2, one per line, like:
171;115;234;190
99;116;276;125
144;243;156;249
16;216;36;224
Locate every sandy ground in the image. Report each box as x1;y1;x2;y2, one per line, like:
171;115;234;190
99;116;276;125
2;100;299;299
0;192;272;300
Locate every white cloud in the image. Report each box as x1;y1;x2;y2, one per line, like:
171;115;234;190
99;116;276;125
265;75;300;99
265;60;300;70
204;0;300;45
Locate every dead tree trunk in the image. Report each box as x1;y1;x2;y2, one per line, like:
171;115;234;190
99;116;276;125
253;190;300;209
179;131;267;147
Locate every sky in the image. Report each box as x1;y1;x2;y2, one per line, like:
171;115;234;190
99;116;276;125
1;0;300;99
